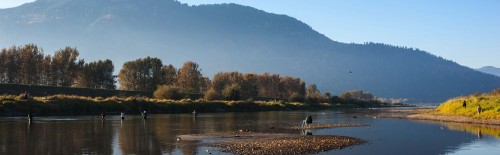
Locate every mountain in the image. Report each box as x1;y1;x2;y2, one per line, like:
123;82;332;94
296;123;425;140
1;0;499;103
477;66;500;77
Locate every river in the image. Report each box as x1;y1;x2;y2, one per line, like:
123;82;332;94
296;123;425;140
1;110;499;155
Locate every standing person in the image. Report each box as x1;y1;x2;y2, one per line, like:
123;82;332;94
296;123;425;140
462;100;467;108
192;110;197;118
477;105;482;115
27;112;33;122
142;111;148;120
22;91;29;100
101;112;106;120
302;116;313;127
121;112;125;120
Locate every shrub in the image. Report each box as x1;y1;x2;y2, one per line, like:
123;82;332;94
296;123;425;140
340;90;374;101
153;85;183;100
288;92;305;103
329;96;342;104
222;84;241;101
204;89;220;101
306;95;319;103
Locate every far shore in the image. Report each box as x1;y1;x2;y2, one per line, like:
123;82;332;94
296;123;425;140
0;94;407;117
380;108;500;126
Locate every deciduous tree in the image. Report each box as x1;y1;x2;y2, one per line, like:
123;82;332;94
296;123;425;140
118;57;162;91
176;61;203;93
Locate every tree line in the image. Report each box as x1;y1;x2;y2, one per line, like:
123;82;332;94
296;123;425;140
205;72;306;100
1;44;382;103
117;57;310;100
117;57;208;93
0;44;115;89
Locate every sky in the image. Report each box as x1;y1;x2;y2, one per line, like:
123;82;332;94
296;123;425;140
1;0;499;69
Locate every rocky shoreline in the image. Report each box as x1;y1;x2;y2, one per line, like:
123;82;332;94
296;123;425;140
207;135;366;155
178;123;368;155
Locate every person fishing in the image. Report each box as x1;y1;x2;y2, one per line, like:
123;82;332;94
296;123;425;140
141;111;148;120
192;110;197;118
101;112;106;120
302;116;313;127
27;112;34;122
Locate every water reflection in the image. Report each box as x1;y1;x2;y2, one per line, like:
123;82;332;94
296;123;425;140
1;111;499;155
478;129;482;139
439;122;500;139
301;129;313;135
0;119;114;154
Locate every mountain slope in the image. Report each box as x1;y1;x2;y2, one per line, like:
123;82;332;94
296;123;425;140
477;66;500;77
1;0;499;103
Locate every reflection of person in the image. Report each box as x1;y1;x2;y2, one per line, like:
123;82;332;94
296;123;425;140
301;129;313;135
462;100;467;108
477;105;482;115
477;129;482;139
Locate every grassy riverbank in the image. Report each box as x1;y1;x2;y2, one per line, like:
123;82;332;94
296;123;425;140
378;90;500;125
436;90;500;119
0;94;385;117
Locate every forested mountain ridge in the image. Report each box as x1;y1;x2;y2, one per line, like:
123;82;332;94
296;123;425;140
1;0;499;103
477;66;500;77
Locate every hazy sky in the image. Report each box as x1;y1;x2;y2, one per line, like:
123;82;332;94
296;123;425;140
0;0;34;9
1;0;499;68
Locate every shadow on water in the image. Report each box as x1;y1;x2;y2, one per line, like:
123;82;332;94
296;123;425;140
0;111;499;155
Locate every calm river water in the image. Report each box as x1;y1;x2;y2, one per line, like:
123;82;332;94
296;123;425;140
1;110;499;155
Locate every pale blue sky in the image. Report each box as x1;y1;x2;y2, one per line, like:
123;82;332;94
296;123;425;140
1;0;499;68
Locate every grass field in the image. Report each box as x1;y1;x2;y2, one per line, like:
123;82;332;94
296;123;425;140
436;90;500;119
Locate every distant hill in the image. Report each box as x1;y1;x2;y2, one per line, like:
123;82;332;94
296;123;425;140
477;66;500;77
1;0;499;103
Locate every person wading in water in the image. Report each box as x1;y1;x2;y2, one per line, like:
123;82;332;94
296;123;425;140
302;116;313;128
27;112;34;122
101;112;106;120
141;111;148;120
192;110;197;118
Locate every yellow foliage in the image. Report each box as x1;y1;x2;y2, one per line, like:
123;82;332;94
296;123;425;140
437;94;500;119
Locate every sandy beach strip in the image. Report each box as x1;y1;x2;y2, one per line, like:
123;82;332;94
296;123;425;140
380;109;500;126
290;123;369;130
